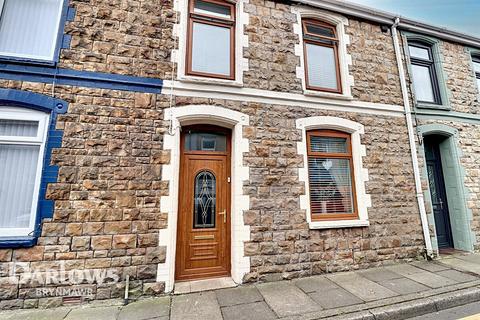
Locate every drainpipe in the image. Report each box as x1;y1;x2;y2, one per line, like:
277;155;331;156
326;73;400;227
390;17;434;258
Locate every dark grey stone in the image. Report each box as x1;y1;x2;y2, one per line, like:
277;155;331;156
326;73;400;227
221;302;276;320
215;286;263;307
378;278;429;295
309;288;364;309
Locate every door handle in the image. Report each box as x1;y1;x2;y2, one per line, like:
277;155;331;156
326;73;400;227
218;210;226;223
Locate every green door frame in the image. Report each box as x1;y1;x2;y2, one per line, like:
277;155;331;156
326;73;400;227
417;124;475;252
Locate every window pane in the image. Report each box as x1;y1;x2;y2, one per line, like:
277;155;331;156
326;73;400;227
477;78;480;90
305;23;335;38
194;0;231;19
308;158;354;215
0;120;38;137
409;45;430;60
0;144;40;229
411;64;435;103
473;60;480;74
310;136;347;154
185;131;226;151
0;0;62;60
194;170;216;229
191;22;231;76
306;43;338;90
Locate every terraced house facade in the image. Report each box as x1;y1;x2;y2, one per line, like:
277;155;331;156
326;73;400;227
0;0;478;309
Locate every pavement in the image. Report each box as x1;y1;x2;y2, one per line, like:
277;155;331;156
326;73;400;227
2;253;480;320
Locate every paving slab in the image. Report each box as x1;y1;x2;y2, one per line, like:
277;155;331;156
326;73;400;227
221;302;276;320
309;287;364;309
455;254;480;264
386;264;426;276
439;257;480;275
256;281;321;317
387;264;458;288
215;286;264;307
378;278;429;295
327;272;398;302
359;267;405;282
0;308;71;320
171;291;222;320
294;275;339;293
411;261;451;273
437;269;479;283
65;306;120;320
118;297;170;320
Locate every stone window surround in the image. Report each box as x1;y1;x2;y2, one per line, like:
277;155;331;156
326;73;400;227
403;32;451;111
296;116;371;229
172;0;249;87
467;48;480;98
158;105;250;292
291;6;354;101
417;124;475;253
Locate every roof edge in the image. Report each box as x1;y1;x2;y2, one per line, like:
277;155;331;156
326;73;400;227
291;0;480;49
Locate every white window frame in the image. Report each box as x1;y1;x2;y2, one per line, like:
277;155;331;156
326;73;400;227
0;0;64;61
296;116;371;229
0;107;50;237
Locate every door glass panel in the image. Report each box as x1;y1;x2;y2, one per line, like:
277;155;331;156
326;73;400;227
427;164;439;205
194;170;216;228
185;131;226;151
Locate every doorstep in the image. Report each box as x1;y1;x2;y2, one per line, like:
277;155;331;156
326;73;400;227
173;277;237;294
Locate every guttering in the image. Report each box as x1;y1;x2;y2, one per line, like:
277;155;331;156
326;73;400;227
291;0;480;49
390;17;434;257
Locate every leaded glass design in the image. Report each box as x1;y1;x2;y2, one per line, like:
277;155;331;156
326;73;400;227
194;170;216;228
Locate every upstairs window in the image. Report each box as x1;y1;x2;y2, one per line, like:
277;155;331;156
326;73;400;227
186;0;235;80
0;108;49;237
473;56;480;90
306;130;357;221
408;42;442;105
0;0;64;61
302;19;341;93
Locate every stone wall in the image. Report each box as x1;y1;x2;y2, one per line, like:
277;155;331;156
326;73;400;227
0;82;167;309
166;98;425;281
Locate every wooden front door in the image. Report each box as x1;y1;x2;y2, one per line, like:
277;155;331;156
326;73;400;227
175;126;231;281
424;136;454;249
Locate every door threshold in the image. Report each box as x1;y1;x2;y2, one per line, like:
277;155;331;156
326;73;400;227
174;277;237;295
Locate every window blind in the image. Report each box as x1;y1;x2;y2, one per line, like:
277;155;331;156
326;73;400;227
411;64;435;103
191;22;231;76
0;0;62;60
307;132;355;217
306;43;338;90
0;144;40;229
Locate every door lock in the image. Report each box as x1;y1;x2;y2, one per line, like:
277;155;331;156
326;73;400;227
218;210;227;223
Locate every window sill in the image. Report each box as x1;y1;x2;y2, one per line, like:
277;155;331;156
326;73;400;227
0;236;37;248
303;90;353;101
0;55;56;67
416;102;451;111
178;75;243;88
309;219;369;229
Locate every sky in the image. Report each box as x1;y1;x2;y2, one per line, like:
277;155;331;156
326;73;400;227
346;0;479;36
